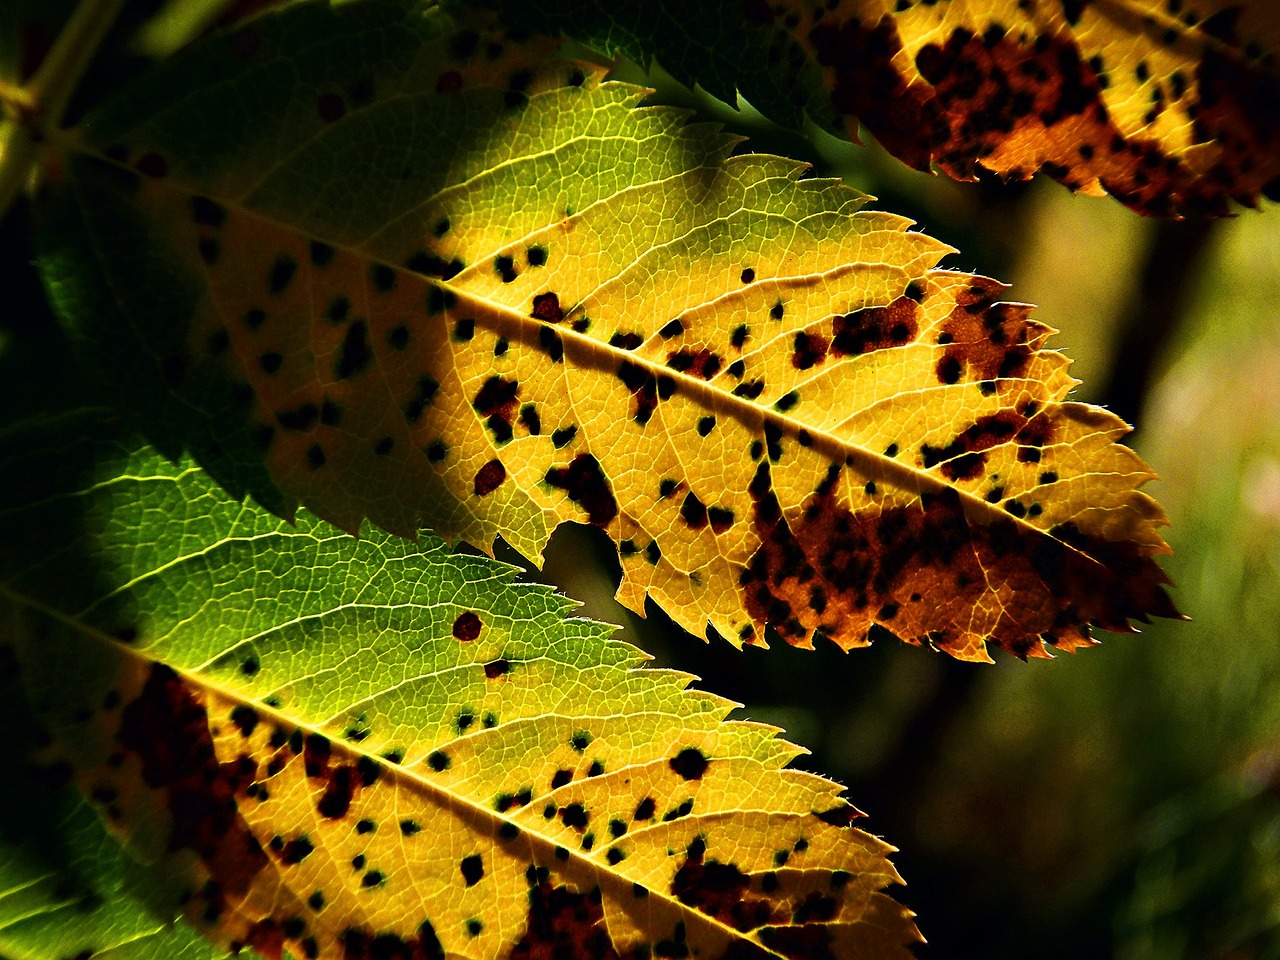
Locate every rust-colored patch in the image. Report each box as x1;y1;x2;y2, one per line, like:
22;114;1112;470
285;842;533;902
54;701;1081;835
830;295;919;358
739;461;1178;659
935;278;1034;385
509;878;620;960
116;664;268;920
545;454;619;527
671;838;779;933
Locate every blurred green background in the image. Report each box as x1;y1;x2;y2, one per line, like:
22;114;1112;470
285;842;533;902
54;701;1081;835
4;3;1280;957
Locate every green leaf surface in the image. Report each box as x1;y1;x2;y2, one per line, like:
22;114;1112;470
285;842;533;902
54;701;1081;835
0;407;919;960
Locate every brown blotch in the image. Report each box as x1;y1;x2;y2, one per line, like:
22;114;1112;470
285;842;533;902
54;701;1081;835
531;292;564;324
667;348;723;380
738;459;1178;658
474;460;506;496
791;331;830;370
920;411;1031;481
545;454;618;527
831;296;919;357
671;839;778;932
453;612;482;642
117;664;267;908
509;880;617;960
935;280;1035;384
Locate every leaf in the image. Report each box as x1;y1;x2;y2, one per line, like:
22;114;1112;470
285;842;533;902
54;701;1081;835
34;0;1179;660
0;408;921;960
482;0;1280;216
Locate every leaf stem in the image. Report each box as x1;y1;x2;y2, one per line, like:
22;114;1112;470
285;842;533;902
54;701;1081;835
0;0;129;222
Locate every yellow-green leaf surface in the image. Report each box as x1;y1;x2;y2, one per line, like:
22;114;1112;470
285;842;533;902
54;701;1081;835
487;0;1280;217
36;0;1178;661
0;409;919;960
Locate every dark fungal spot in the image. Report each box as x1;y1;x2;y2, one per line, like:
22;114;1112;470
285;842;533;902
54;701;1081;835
669;746;709;781
659;478;679;499
494;337;509;357
335;321;372;380
696;416;715;437
740;267;756;283
495;255;517;283
606;849;625;865
433;217;450;238
230;706;258;737
361;870;384;888
609;331;643;351
466;920;482;937
308;891;325;911
708;507;734;534
551;769;572;789
791;330;829;370
609;818;626;838
587;760;604;777
426;440;448;463
554;845;569;861
680;493;708;529
198;237;220;265
527;245;547;267
452;612;481;642
387;325;410;350
243;307;266;330
498;822;519;840
1039;470;1059;484
571;732;591;752
473;460;506;496
937;354;962;384
731;324;749;349
660;318;684;338
190;196;227;227
544;454;618;527
483;659;510;679
317;92;345;122
326;296;350;325
356;819;376;835
667;348;722;380
259;352;283;375
645;541;661;564
460;855;484;887
401;818;423;834
726;359;745;379
456;711;474;733
734;379;765;400
267;255;297;294
453;317;475;342
309;240;335;267
832;296;919;356
370;263;396;292
206;328;230;356
551;425;577;449
560;803;589;829
538;326;564;363
402;375;439;424
277;403;318;432
241;656;260;676
770;300;785;320
519;404;541;435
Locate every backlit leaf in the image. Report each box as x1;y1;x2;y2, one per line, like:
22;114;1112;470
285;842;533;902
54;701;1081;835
0;409;920;960
485;0;1280;216
35;0;1179;660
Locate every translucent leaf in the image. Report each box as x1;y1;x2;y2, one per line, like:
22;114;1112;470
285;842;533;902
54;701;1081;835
35;0;1179;659
484;0;1280;216
0;409;920;960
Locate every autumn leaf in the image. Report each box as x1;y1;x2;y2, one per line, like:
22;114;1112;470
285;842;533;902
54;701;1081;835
34;0;1178;660
0;408;920;960
484;0;1280;216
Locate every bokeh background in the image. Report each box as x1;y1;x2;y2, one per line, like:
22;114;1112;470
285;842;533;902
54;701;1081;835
4;4;1279;957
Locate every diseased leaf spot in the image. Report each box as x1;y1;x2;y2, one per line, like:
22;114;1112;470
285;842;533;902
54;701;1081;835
453;318;475;342
241;656;260;676
681;493;708;529
741;267;756;283
370;263;396;292
308;891;325;911
326;296;350;325
609;331;643;350
309;240;335;267
466;920;482;938
387;325;410;350
230;705;258;737
660;318;684;338
527;245;547;267
259;352;284;375
426;440;448;463
560;803;588;829
317;92;345;122
532;292;563;323
243;307;266;330
268;255;297;294
538;327;564;363
361;870;384;888
731;324;749;349
775;391;800;412
519;404;541;435
356;819;376;835
495;255;518;283
545;454;618;526
452;612;482;642
400;819;423;835
606;849;625;865
473;460;506;496
551;425;577;448
670;747;710;781
483;659;510;679
708;507;734;534
659;478;679;499
587;760;604;777
336;321;372;380
460;855;484;886
571;732;592;752
433;217;450;238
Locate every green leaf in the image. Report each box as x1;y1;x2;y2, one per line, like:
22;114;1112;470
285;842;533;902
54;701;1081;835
0;407;920;959
33;0;1178;660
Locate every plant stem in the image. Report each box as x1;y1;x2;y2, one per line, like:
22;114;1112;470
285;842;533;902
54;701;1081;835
26;0;130;129
0;0;129;223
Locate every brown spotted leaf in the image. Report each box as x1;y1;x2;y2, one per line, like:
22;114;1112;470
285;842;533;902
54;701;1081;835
486;0;1280;216
36;0;1178;661
0;409;920;960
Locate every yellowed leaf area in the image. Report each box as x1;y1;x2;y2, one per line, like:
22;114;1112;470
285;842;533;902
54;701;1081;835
773;0;1280;215
69;10;1178;661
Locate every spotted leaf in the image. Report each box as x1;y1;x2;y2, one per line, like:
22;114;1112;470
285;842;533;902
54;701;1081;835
35;0;1178;661
0;408;920;960
485;0;1280;216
